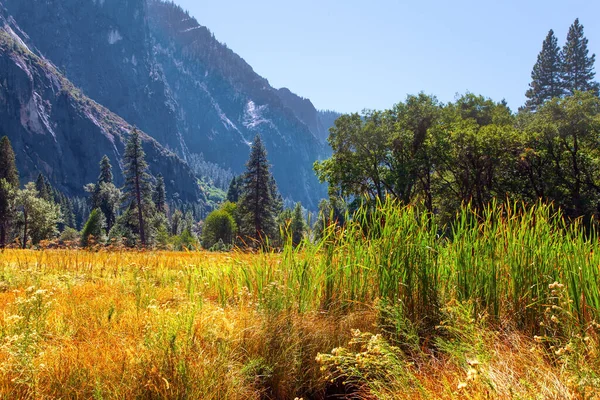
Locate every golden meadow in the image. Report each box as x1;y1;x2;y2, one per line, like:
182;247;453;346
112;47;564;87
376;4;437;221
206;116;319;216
1;199;599;399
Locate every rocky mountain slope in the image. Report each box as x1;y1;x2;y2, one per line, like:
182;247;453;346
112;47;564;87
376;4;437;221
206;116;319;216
3;0;335;208
0;4;202;201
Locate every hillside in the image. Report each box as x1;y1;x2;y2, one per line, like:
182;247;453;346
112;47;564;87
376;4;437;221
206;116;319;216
0;3;203;201
3;0;333;208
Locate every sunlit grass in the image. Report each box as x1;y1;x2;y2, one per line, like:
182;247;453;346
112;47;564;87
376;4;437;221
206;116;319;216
0;198;599;398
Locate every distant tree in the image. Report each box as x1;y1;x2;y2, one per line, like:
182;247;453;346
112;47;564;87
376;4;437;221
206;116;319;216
16;182;61;247
170;209;184;236
153;174;167;215
201;209;236;248
81;208;106;247
561;19;599;95
98;155;113;184
525;29;564;110
269;175;284;215
290;202;305;247
314;197;347;241
226;176;242;202
237;135;278;246
122;128;153;246
0;136;19;247
35;173;52;202
87;155;121;233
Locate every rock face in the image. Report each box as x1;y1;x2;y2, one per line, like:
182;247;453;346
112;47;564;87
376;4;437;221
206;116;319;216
3;0;334;208
0;4;202;201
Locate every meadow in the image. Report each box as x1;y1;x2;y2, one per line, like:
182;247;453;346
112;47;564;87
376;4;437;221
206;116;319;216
1;199;599;399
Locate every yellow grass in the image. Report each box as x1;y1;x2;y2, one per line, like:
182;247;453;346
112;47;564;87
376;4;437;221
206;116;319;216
0;249;595;399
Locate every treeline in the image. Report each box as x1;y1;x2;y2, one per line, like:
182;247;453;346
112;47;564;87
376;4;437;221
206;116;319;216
0;130;204;249
0;130;309;250
315;19;600;223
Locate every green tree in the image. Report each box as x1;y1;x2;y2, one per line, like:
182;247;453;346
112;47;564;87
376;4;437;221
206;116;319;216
561;19;599;95
81;208;106;247
98;155;113;184
226;176;242;203
238;135;278;246
201;209;236;248
87;156;121;233
35;173;52;202
525;29;564;110
170;209;184;236
16;182;61;247
0;136;19;247
435;94;519;214
123;128;153;246
153;174;167;215
520;92;600;219
290;202;305;247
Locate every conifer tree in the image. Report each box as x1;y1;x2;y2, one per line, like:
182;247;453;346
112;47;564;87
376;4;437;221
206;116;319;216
35;173;52;202
153;174;167;215
290;202;305;247
226;176;241;203
0;136;19;247
81;208;106;247
561;19;599;95
98;155;113;184
525;30;564;110
238;135;278;245
269;174;284;215
123;128;152;246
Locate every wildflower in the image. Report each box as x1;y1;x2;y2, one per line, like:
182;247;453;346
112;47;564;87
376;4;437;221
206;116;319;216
457;382;467;390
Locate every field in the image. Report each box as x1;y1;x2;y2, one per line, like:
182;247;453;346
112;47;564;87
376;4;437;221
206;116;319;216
1;200;600;399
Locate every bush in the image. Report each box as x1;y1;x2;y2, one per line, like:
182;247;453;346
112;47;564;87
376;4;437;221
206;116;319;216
80;209;106;247
201;209;236;249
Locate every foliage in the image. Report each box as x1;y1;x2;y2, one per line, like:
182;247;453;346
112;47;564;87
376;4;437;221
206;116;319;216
15;183;61;247
201;209;236;249
80;208;106;247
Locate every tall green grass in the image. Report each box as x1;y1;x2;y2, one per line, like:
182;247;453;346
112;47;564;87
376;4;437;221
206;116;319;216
237;198;600;335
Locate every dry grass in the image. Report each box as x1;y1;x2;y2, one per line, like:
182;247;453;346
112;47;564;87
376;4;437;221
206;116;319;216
0;248;596;399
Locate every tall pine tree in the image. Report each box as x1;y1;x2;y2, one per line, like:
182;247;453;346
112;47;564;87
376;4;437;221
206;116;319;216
123;128;152;246
91;155;120;233
525;30;564;110
153;174;167;215
561;19;599;95
238;135;278;246
0;136;19;247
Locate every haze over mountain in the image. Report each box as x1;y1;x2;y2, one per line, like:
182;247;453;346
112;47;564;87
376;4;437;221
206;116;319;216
0;0;340;209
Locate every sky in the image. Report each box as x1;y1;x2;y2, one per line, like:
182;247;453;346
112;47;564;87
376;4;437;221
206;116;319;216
175;0;600;114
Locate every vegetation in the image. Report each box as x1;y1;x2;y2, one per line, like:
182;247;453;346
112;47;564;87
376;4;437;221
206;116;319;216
0;199;599;398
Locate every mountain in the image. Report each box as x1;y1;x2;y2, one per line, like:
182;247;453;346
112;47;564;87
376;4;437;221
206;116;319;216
3;0;334;208
0;3;202;202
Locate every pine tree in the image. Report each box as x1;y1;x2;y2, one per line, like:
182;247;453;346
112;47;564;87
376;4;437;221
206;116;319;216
525;30;564;110
238;135;278;245
226;176;241;203
561;19;599;95
0;136;19;247
98;155;113;184
269;174;284;215
0;136;19;187
153;174;167;215
123;128;152;246
35;173;52;202
290;202;305;247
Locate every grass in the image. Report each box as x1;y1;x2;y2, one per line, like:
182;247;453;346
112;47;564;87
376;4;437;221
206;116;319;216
1;198;600;398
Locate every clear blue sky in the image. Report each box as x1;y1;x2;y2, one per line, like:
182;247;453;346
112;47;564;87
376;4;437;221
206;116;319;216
175;0;600;113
